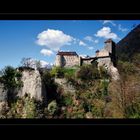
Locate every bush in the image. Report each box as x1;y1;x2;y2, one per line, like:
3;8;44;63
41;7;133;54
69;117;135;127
62;94;73;106
125;102;140;118
7;94;37;118
23;95;37;118
117;60;135;75
64;68;76;77
50;67;65;78
132;53;140;68
99;66;110;79
0;66;23;103
1;66;23;90
76;64;99;82
47;100;58;116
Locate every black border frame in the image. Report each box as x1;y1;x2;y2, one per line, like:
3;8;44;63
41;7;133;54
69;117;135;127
0;13;140;126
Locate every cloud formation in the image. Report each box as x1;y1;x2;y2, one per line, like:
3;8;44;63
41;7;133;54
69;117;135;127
40;49;54;56
95;27;119;40
118;24;128;32
37;29;73;51
84;36;99;44
94;39;99;43
79;41;87;46
103;20;116;26
84;36;94;42
88;46;94;50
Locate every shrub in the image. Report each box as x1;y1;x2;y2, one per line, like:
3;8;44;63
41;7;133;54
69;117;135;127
23;95;37;118
99;66;110;79
76;64;99;82
50;66;64;78
0;66;23;103
7;94;37;118
125;102;140;118
47;100;58;116
1;66;23;90
64;68;76;77
117;60;135;75
91;99;105;118
62;94;73;106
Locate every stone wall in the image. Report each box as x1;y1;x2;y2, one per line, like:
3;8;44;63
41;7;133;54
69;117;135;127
96;49;109;57
55;55;79;67
55;55;62;67
62;55;79;67
97;57;112;68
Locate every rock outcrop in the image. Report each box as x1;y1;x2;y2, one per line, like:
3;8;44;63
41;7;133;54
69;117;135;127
108;65;120;81
55;78;76;93
0;69;47;103
17;69;46;101
97;57;120;81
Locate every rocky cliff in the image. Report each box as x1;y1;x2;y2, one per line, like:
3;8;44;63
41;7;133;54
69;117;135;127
18;69;46;101
97;58;120;81
0;69;47;102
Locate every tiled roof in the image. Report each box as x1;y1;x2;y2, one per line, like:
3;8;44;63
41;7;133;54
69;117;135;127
57;51;78;56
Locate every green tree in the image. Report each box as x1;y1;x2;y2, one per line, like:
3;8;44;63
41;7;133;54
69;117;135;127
0;66;23;102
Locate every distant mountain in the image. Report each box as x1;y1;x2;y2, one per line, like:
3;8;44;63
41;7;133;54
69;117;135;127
116;24;140;61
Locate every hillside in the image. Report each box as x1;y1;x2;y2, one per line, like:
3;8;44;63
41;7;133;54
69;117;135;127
116;24;140;61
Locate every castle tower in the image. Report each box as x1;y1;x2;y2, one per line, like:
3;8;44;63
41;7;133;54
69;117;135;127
55;52;62;67
104;39;116;66
95;50;99;57
104;39;116;55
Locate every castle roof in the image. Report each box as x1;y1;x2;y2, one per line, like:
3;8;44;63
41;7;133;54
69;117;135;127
95;50;99;53
56;51;78;56
104;39;113;43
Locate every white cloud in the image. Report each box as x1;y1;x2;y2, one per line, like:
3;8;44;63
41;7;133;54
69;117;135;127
79;54;88;58
84;36;99;44
40;49;54;56
103;20;116;26
95;27;119;40
79;41;87;46
40;60;49;68
88;46;94;50
84;36;94;42
118;24;128;32
39;60;53;68
36;29;73;51
94;39;99;43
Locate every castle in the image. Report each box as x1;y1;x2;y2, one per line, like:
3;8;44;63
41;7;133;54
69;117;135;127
55;39;116;68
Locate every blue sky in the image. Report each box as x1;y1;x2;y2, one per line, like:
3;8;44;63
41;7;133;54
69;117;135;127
0;20;140;69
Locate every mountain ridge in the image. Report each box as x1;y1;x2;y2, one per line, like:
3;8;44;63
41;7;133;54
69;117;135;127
116;24;140;61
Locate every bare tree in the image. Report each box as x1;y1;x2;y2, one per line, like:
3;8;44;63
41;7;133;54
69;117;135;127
21;57;35;68
35;60;41;70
